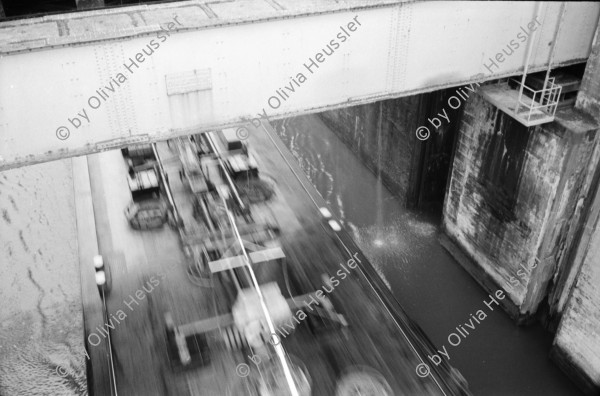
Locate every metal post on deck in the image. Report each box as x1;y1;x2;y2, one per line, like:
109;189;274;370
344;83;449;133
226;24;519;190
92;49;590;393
94;260;118;396
101;288;119;396
541;2;566;117
516;3;544;114
543;3;566;93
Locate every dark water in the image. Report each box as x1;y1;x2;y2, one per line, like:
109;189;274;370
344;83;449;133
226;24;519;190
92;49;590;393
272;115;581;396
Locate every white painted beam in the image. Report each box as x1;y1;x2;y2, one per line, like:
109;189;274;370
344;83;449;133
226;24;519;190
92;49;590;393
0;1;598;169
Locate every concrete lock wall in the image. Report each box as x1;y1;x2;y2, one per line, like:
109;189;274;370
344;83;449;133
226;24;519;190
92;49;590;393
576;24;600;121
550;180;600;394
550;22;600;395
442;91;600;322
319;89;460;209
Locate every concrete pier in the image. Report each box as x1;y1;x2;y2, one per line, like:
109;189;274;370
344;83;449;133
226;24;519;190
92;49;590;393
442;89;600;323
550;24;600;395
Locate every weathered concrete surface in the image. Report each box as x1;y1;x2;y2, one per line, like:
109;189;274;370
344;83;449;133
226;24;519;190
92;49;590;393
319;97;420;206
318;89;460;209
551;217;600;394
550;20;600;394
0;159;86;395
441;89;600;322
544;108;600;324
576;23;600;120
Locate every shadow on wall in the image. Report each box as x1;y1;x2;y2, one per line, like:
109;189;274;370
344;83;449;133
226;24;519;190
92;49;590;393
318;73;472;213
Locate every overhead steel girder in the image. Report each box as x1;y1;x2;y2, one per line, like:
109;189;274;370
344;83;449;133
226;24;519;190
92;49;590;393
0;0;598;169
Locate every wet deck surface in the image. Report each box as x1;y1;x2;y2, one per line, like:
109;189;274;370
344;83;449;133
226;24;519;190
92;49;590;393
79;120;466;395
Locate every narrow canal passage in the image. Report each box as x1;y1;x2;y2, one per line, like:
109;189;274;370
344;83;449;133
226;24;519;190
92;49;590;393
272;114;581;396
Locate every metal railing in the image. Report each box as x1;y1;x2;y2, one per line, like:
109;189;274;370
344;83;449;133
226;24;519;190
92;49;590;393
513;77;562;124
